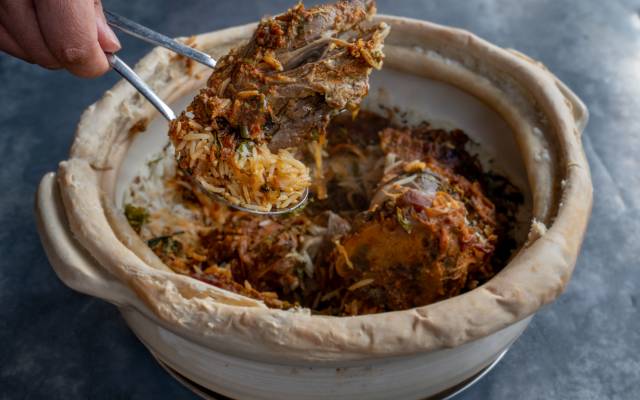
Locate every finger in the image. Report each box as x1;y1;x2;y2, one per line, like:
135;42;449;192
0;22;32;62
93;0;121;53
0;0;60;68
35;0;109;78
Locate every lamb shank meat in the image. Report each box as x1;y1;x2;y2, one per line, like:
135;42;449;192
315;128;499;315
169;0;389;211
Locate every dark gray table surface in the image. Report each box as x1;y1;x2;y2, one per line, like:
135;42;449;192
1;1;638;399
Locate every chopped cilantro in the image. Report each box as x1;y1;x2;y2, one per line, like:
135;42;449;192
124;204;149;233
147;155;163;167
280;201;308;218
296;266;305;282
237;140;254;157
240;125;251;139
396;207;413;234
147;232;184;255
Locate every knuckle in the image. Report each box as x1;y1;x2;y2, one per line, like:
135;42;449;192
59;46;93;66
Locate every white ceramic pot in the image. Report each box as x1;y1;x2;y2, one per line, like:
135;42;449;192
35;15;591;400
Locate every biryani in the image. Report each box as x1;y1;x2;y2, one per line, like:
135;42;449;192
169;0;389;211
125;111;523;316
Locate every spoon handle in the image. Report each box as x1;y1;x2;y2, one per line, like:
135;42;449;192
104;10;217;69
107;53;176;121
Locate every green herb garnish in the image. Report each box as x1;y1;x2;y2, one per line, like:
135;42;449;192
147;232;184;255
124;204;149;233
240;125;251;139
237;140;254;157
396;207;413;234
147;155;163;167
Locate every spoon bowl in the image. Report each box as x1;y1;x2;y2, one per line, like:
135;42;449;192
197;184;310;215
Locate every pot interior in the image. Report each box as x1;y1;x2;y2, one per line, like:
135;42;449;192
114;65;533;247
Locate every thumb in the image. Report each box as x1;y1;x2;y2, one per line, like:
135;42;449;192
94;1;121;53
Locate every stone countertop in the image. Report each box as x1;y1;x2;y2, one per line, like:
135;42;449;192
1;1;638;399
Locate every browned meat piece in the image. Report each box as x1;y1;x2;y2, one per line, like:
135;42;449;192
169;0;389;211
313;128;499;315
324;161;497;315
200;214;310;296
173;0;388;152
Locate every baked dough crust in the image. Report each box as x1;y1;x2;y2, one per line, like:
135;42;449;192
55;16;592;362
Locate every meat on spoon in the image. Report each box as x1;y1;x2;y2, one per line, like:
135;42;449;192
169;0;389;212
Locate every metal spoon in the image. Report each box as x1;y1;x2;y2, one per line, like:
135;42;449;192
105;10;216;69
104;16;309;215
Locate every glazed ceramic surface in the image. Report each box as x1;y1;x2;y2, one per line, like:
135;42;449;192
122;308;531;400
35;14;591;400
37;65;532;400
108;66;533;399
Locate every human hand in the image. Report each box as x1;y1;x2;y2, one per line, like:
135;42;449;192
0;0;121;77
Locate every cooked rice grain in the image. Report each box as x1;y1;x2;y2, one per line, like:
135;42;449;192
172;112;311;211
